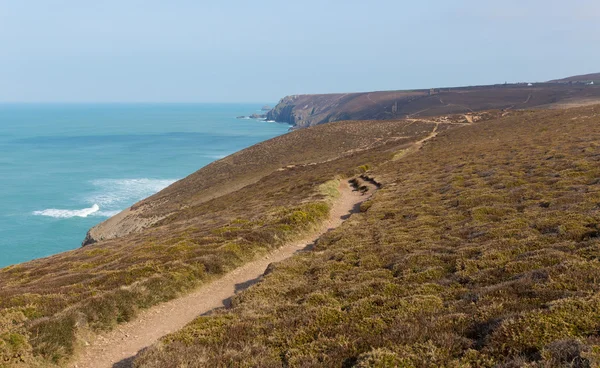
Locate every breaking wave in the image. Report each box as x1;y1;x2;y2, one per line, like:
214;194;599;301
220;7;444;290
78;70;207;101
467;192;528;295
87;178;177;207
33;178;177;219
33;204;100;218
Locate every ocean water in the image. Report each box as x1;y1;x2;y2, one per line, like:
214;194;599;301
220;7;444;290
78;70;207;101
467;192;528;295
0;104;288;268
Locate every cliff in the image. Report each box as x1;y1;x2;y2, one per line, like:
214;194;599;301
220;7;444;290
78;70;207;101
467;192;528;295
267;83;600;127
266;91;426;128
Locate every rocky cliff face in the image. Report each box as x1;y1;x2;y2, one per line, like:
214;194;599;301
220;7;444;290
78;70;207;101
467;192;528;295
266;95;299;125
266;92;413;128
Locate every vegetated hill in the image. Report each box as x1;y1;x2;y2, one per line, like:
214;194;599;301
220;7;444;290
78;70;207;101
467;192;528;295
266;83;600;128
550;72;600;83
136;106;600;367
0;117;449;366
84;118;437;245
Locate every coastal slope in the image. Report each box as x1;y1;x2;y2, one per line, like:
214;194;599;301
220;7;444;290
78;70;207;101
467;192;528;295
137;105;600;367
267;82;600;127
73;181;371;368
2;104;600;368
83;119;428;245
0;117;442;367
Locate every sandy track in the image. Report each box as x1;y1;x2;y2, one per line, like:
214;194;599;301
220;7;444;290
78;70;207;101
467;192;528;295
72;180;370;368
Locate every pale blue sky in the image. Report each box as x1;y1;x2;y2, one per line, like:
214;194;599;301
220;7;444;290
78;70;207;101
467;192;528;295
1;0;598;102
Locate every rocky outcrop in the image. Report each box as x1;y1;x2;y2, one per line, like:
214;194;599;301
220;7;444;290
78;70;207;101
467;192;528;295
236;114;267;119
266;95;300;125
81;232;97;246
81;207;162;246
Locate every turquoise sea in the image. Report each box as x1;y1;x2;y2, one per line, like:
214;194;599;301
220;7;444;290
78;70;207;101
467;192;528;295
0;104;289;268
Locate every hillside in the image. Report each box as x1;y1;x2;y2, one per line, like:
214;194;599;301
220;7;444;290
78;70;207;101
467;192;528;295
135;105;600;367
0;117;447;367
83;118;435;245
2;105;599;367
266;83;600;128
550;72;600;83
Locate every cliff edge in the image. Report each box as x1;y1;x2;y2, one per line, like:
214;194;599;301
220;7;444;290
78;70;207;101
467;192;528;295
267;83;600;127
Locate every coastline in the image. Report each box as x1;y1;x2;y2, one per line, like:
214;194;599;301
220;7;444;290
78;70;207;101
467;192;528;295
0;104;290;268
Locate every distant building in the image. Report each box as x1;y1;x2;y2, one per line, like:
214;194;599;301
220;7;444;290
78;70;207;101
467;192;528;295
588;81;595;85
527;83;533;87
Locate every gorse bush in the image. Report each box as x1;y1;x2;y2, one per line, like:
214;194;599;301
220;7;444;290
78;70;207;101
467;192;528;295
0;310;32;366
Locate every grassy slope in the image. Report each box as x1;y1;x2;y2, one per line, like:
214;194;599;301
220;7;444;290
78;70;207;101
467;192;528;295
135;106;600;367
87;117;438;243
0;120;436;367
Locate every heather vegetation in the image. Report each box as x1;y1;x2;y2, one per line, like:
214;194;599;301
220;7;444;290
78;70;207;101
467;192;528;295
135;106;600;367
0;119;434;366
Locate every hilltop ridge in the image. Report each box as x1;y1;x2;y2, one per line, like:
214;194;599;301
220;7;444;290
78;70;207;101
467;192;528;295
267;78;600;127
549;72;600;83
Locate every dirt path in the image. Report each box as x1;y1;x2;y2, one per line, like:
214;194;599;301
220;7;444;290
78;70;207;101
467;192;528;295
415;122;439;149
71;181;370;368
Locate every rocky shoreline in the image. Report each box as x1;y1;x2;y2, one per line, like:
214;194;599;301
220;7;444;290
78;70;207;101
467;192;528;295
236;113;267;119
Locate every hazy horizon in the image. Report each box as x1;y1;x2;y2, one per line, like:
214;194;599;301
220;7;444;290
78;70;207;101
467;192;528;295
2;0;599;103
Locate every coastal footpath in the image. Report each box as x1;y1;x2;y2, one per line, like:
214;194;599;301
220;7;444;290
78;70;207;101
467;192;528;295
2;77;600;366
1;116;439;367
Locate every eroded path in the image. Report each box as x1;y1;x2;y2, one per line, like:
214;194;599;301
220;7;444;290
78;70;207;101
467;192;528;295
72;181;371;368
415;122;440;149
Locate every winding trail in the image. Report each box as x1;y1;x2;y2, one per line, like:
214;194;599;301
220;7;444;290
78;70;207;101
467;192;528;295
72;181;371;368
414;122;440;150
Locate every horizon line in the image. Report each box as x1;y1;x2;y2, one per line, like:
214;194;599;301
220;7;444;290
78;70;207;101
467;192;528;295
0;101;277;105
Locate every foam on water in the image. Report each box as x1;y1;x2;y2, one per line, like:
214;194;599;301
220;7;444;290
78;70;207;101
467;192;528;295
87;178;177;207
208;154;227;160
34;204;100;218
0;103;290;267
95;210;122;217
32;179;176;220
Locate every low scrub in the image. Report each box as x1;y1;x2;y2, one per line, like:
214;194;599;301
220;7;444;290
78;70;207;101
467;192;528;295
0;118;435;366
135;106;600;367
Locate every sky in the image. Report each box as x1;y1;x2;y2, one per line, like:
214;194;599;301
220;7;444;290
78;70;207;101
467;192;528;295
1;0;599;103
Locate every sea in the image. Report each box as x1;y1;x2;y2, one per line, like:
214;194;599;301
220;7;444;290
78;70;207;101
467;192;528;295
0;104;289;268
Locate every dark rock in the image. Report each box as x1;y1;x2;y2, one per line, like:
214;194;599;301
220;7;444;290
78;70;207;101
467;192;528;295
81;231;97;247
